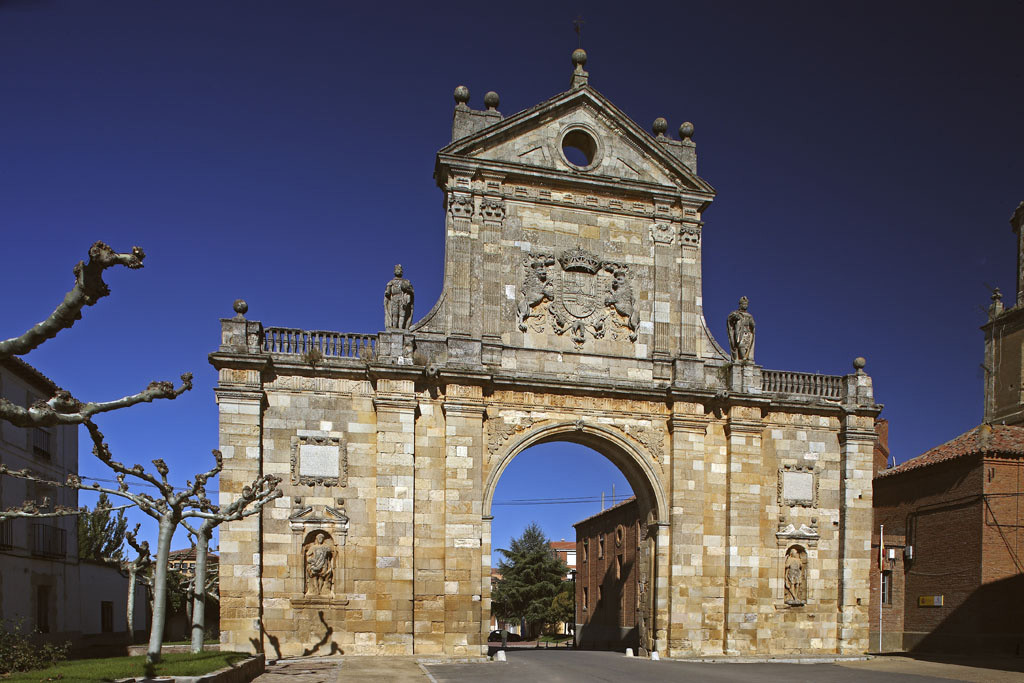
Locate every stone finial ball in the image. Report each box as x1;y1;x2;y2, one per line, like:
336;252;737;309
853;356;867;371
453;85;470;105
483;91;500;109
572;48;587;67
652;117;668;135
679;121;695;139
233;299;248;316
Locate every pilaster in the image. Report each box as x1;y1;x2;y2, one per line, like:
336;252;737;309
723;406;765;655
667;406;715;656
837;414;875;653
372;378;417;654
441;384;486;656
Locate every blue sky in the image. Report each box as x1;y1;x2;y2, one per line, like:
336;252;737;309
2;2;1022;559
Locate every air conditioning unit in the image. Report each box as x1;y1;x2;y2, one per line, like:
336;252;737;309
904;545;913;560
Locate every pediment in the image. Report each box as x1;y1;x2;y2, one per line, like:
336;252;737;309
439;86;713;193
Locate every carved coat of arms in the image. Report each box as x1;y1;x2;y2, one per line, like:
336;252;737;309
517;247;640;347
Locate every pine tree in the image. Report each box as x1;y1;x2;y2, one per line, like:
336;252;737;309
491;522;567;639
77;492;128;562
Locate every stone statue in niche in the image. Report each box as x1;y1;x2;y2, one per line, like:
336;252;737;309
517;253;556;331
727;296;756;362
384;264;414;329
304;531;335;596
604;265;639;342
784;546;806;606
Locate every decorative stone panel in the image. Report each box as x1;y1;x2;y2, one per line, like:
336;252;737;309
290;434;347;487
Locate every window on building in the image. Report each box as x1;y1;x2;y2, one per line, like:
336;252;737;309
598;534;604;559
636;521;641;549
32;427;52;458
582;539;588;562
36;585;51;634
582;587;588;611
101;601;114;633
881;570;893;605
597;585;603;604
616;554;623;580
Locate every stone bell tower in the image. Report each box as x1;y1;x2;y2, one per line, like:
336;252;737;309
982;201;1024;426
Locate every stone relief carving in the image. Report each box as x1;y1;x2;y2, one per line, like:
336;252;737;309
448;192;474;219
784;545;807;606
487;417;535;456
516;246;643;347
291;435;348;487
479;197;506;223
624;424;665;461
304;531;335;597
516;253;556;332
680;224;701;247
384;264;415;330
778;464;817;508
727;296;755;362
649;222;675;245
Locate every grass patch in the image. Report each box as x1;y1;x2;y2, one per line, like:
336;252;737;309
537;634;573;643
4;650;250;682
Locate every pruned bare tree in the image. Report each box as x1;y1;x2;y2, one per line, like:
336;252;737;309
180;475;281;653
0;241;191;429
0;465;133;520
81;420;280;663
123;525;153;644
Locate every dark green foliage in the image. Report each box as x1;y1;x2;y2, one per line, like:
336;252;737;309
550;580;575;632
77;492;128;562
0;619;69;674
491;522;568;639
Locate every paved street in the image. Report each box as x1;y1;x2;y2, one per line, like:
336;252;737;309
424;650;1024;683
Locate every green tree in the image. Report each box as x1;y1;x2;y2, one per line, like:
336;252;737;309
491;522;567;639
77;492;128;562
550;581;575;634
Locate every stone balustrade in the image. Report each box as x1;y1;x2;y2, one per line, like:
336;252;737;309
262;327;375;359
761;369;844;400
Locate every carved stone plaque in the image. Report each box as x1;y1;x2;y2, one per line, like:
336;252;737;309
779;467;815;507
291;435;347;487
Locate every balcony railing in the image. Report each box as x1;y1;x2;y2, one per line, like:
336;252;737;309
761;370;844;400
263;327;375;359
0;521;13;550
30;523;66;559
32;428;52;458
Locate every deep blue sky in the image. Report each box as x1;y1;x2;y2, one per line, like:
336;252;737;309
2;2;1022;557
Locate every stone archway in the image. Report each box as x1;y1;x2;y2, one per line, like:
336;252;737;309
481;420;670;653
212;50;880;659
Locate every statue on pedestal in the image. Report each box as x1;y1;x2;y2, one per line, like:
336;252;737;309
384;264;414;329
305;532;334;596
727;296;756;362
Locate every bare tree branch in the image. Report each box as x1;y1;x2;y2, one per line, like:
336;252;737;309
0;464;135;520
0;241;145;359
0;373;193;428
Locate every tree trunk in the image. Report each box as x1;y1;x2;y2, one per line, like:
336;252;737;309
126;565;137;644
190;526;211;653
146;513;178;664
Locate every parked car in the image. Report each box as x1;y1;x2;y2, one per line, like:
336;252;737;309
488;629;523;642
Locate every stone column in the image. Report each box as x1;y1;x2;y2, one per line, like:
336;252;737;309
667;405;715;656
837;414;875;654
413;394;446;654
372;378;417;654
215;382;265;654
678;217;703;356
441;384;486;656
651;201;679;359
723;405;765;655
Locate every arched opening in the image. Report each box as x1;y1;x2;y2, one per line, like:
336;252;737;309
483;423;666;654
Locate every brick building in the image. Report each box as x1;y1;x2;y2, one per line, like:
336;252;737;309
168;546;219;580
550;539;577;579
869;202;1024;654
574;498;646;650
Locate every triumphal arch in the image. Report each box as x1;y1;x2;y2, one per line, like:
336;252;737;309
211;51;879;658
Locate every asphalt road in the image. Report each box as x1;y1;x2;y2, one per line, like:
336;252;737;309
424;650;1024;683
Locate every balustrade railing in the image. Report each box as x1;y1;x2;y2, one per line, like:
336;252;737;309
761;369;844;399
262;327;375;359
0;521;13;550
30;523;66;559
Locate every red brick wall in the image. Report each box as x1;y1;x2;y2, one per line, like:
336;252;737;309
872;455;985;648
574;499;642;641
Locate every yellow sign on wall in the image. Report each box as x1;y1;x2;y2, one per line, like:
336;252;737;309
918;595;944;607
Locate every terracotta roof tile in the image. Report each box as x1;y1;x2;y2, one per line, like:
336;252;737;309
875;424;1024;479
549;541;576;551
572;496;637;527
